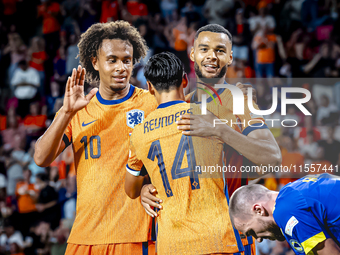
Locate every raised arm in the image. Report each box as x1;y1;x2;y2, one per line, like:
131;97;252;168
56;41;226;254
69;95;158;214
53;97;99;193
177;112;281;167
34;66;98;167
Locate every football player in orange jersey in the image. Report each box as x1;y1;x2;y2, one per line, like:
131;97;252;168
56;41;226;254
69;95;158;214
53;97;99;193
34;21;157;255
126;52;247;255
140;24;282;255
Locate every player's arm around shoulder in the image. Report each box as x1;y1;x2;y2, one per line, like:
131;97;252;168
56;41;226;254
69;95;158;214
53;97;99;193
312;238;340;255
34;66;98;167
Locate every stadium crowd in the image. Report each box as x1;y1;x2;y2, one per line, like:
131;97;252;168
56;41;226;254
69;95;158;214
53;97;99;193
0;0;340;254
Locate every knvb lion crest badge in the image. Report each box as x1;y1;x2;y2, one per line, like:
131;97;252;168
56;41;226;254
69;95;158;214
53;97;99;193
127;109;144;128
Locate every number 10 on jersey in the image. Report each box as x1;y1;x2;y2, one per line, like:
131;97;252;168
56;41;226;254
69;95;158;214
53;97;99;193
80;136;101;159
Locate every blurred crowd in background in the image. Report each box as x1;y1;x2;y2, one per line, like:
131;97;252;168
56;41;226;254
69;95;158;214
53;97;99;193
0;0;340;254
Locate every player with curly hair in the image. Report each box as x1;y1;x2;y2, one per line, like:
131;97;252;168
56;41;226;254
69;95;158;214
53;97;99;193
34;20;157;255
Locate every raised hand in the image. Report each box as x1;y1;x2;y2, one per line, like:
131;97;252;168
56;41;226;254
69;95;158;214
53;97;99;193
63;65;98;115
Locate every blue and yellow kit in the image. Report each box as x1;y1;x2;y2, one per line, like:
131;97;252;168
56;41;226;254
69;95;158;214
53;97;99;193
273;174;340;255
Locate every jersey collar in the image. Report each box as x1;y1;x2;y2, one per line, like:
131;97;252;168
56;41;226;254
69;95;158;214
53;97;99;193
157;100;186;109
96;85;135;105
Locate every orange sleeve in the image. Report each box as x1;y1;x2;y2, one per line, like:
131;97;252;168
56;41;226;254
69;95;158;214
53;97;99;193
126;135;143;176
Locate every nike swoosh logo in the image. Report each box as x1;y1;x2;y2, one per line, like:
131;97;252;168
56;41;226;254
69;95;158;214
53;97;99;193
82;120;97;127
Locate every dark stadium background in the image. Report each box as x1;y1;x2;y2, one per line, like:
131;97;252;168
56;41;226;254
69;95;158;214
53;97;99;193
0;0;340;254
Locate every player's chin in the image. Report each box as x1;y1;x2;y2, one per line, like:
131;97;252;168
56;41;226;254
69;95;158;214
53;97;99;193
109;82;129;91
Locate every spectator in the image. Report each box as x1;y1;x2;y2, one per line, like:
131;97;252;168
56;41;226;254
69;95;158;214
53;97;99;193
301;0;332;32
296;115;321;149
27;37;47;95
50;220;70;255
160;0;177;21
181;1;200;25
148;13;168;52
10;60;40;118
24;221;51;255
203;0;234;27
100;0;119;23
3;33;27;83
35;173;60;230
249;1;276;34
46;80;62;118
9;242;24;255
1;0;19;28
49;164;62;191
58;175;76;220
60;0;79;35
166;16;191;73
279;134;304;187
65;34;80;76
78;0;98;33
0;218;24;253
228;8;251;63
252;25;286;78
316;94;339;125
10;134;31;170
37;0;61;58
318;125;340;166
121;0;148;23
53;47;66;83
47;98;63;127
0;171;6;203
15;169;39;237
1;112;25;150
303;42;340;77
25;140;46;184
23;102;47;146
300;130;322;164
3;148;23;197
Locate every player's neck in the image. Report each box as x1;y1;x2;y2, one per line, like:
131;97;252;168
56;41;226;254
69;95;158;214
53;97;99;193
196;76;225;87
98;83;130;101
268;192;279;216
157;90;185;105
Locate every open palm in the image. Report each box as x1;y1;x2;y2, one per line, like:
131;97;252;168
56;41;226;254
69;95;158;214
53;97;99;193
63;65;98;115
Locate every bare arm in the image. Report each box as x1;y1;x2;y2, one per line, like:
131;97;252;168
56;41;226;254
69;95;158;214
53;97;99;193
34;66;98;167
303;53;322;74
177;113;281;167
125;171;150;199
34;107;72;167
276;35;287;60
313;238;340;255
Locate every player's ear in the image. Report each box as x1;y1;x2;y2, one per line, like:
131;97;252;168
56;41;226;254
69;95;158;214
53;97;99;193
182;73;188;89
253;203;266;216
228;50;233;66
147;81;155;96
92;56;99;71
189;46;195;62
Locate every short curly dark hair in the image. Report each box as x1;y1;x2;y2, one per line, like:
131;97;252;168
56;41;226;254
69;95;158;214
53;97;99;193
78;20;148;86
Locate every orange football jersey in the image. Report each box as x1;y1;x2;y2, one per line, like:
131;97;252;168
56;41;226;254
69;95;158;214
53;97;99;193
56;85;158;245
127;100;250;255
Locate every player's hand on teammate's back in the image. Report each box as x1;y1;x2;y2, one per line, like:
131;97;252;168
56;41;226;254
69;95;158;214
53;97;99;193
177;110;227;137
140;184;162;218
63;65;98;115
236;82;257;103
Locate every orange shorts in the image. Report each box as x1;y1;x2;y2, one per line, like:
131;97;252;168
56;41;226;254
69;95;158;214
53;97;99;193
65;241;155;255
